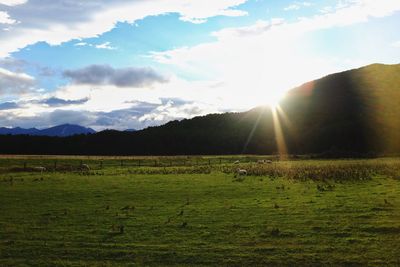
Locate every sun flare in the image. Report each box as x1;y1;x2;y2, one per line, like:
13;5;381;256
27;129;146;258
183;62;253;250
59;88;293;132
263;89;287;109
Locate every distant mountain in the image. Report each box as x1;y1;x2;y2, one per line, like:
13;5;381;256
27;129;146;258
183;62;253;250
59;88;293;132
0;63;399;155
0;124;96;137
0;127;40;135
124;129;137;132
37;124;96;137
0;127;39;135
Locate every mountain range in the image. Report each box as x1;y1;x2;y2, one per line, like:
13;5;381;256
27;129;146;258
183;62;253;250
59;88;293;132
0;124;96;137
0;63;399;155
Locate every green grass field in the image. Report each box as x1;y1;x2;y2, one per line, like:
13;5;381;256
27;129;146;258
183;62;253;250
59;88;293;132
1;157;400;266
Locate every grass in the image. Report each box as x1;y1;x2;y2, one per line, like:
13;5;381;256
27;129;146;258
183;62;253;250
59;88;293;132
0;157;400;266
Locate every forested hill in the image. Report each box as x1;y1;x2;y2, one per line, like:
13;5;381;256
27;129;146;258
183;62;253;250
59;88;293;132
0;63;399;156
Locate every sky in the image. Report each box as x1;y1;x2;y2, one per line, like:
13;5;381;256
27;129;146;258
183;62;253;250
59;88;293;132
0;0;399;131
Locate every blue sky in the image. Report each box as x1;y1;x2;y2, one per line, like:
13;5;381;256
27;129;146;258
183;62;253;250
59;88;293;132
0;0;399;130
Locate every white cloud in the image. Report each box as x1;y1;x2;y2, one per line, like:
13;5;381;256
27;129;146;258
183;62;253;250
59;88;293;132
212;18;285;39
284;1;312;11
95;41;116;50
73;41;116;50
292;0;400;31
284;4;300;11
180;7;247;23
391;40;400;47
0;11;16;24
0;0;248;57
74;42;88;47
0;67;35;95
136;99;214;128
0;0;27;6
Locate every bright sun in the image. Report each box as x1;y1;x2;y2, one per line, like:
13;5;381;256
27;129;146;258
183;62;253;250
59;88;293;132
266;90;285;108
236;88;287;110
223;83;289;110
256;88;287;109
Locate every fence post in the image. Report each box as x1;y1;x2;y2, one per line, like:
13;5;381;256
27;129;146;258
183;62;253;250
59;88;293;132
208;159;211;165
154;160;157;167
100;161;103;169
120;160;123;167
54;160;57;171
23;162;27;171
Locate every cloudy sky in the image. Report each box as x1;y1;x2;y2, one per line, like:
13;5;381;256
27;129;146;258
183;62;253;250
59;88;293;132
0;0;399;130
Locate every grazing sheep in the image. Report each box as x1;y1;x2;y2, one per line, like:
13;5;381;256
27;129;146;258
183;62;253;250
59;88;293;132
234;168;247;181
233;160;240;164
257;159;273;164
80;164;90;171
236;168;247;176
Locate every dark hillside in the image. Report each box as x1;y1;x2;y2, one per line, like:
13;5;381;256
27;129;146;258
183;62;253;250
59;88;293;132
281;63;400;154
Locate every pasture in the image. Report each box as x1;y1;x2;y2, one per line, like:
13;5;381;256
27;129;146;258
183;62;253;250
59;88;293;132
1;156;400;266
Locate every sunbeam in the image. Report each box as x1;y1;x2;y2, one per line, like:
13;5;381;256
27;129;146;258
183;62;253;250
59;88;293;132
272;105;288;160
242;106;267;153
276;105;295;136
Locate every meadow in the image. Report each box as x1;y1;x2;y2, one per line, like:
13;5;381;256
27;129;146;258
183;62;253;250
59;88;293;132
1;156;400;266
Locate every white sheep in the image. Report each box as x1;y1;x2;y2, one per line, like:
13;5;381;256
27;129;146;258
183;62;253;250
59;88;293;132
236;168;247;176
233;168;247;181
257;159;265;164
80;164;90;171
265;160;273;164
233;160;240;164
